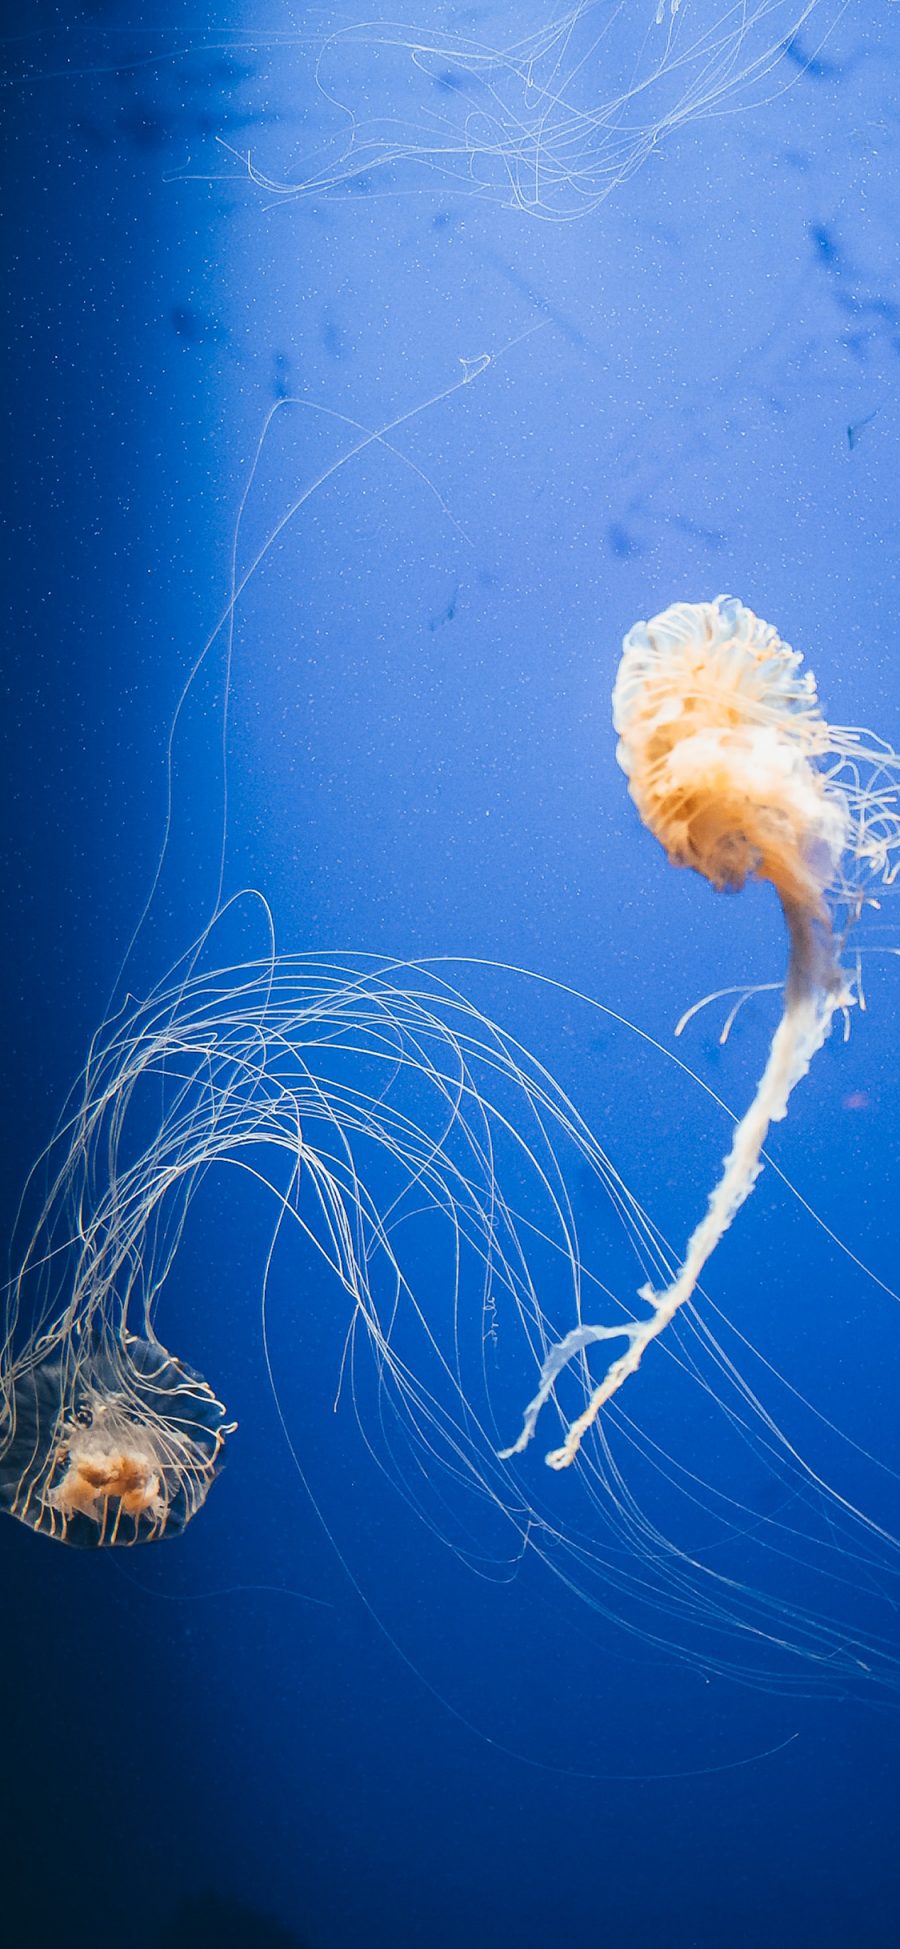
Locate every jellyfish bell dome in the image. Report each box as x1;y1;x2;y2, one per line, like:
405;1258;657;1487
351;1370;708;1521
0;1331;233;1547
612;595;850;915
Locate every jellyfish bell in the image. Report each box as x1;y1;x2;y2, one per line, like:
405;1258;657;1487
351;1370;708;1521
0;1330;233;1546
503;594;900;1470
612;597;851;920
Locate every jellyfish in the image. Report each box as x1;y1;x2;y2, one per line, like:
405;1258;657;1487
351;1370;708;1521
502;594;900;1469
0;943;631;1551
0;1333;231;1546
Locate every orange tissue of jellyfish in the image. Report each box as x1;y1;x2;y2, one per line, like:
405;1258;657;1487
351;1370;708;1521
52;1444;162;1526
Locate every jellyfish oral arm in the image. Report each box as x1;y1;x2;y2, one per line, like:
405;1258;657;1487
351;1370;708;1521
500;901;845;1470
497;1320;640;1462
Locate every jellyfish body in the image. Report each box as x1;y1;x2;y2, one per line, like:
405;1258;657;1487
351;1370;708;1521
502;594;900;1469
0;1334;230;1545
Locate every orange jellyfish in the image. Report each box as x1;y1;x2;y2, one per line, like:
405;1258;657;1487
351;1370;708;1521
503;593;900;1469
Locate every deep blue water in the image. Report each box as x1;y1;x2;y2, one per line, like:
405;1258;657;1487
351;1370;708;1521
2;4;900;1945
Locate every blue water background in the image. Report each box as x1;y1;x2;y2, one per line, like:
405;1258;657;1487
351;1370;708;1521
2;4;900;1944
